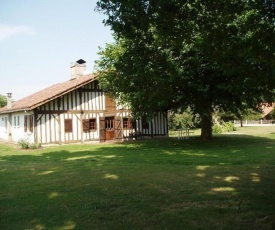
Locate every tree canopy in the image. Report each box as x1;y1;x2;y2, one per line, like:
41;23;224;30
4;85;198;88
95;0;275;140
0;94;7;108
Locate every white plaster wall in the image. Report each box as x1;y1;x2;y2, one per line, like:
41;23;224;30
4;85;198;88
11;112;34;143
0;113;34;143
0;115;8;140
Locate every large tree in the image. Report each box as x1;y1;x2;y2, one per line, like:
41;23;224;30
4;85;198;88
95;0;275;140
0;94;7;108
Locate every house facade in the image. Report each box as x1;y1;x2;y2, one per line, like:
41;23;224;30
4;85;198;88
0;60;168;144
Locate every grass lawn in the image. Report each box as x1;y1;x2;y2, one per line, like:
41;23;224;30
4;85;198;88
1;126;275;230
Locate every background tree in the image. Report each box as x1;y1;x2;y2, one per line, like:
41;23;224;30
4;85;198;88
216;108;263;123
168;108;201;131
0;94;7;108
95;0;275;140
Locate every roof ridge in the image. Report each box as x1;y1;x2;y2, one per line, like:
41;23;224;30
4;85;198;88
0;74;97;113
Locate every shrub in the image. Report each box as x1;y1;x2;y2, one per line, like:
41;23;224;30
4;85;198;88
18;138;30;149
29;142;42;149
212;125;222;134
223;121;237;132
18;138;41;149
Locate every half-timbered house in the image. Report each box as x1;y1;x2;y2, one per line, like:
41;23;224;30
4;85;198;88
0;60;168;144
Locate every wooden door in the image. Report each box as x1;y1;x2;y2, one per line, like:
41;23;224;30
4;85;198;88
105;117;115;140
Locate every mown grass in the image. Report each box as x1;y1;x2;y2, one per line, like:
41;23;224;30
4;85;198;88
1;126;275;230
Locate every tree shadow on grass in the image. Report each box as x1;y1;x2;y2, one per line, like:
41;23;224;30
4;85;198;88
0;134;275;229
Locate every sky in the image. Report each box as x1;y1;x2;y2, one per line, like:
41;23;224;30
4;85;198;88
0;0;114;100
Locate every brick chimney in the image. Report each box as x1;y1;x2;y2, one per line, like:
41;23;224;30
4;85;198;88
7;93;12;109
70;59;86;80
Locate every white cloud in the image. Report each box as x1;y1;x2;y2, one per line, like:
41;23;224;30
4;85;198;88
0;24;37;42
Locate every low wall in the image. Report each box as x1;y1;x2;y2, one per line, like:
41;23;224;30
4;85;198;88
234;120;275;126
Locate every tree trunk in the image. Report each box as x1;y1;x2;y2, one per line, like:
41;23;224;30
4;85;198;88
200;112;213;140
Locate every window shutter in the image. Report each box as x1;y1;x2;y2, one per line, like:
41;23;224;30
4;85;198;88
82;119;90;132
100;117;105;142
115;117;122;141
65;119;72;133
30;116;33;133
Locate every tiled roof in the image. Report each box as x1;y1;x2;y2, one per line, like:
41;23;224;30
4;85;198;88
262;103;275;118
0;74;96;114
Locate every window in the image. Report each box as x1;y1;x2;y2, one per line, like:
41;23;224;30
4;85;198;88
14;116;20;128
82;118;96;132
65;119;73;133
123;117;134;129
24;115;33;133
90;119;96;130
105;117;114;130
12;116;20;128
